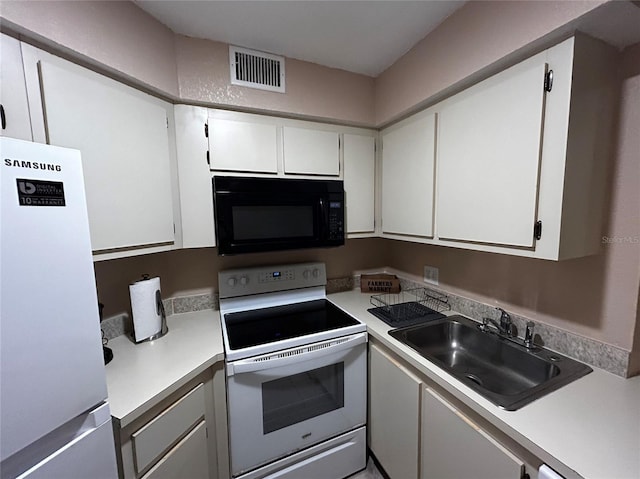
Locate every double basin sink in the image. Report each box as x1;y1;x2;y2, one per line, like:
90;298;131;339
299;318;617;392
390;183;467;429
389;315;592;410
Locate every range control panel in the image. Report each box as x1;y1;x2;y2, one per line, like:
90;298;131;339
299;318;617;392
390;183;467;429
218;262;327;299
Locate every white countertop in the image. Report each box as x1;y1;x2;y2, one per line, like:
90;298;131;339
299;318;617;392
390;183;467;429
328;290;640;479
104;294;639;478
105;309;224;428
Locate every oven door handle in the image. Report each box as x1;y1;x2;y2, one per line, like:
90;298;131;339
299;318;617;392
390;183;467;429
227;332;367;376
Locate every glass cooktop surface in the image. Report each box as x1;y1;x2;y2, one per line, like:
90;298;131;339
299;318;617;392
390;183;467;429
224;299;359;350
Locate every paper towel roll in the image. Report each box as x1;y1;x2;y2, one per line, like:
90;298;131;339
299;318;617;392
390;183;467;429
130;276;162;342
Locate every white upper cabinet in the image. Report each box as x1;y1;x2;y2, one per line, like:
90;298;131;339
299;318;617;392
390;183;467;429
282;126;340;176
0;34;32;141
381;110;436;238
21;45;175;254
437;55;547;248
378;35;616;261
175;105;215;248
208;115;278;174
343;133;375;234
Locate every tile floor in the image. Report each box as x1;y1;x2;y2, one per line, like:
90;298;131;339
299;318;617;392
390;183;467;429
349;458;385;479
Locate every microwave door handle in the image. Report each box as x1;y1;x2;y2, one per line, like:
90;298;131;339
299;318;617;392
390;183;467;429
227;332;367;376
318;198;327;237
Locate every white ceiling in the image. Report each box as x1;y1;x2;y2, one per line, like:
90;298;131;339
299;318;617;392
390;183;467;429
134;1;465;77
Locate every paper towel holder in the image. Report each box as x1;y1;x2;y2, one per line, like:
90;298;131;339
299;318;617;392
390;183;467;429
130;274;168;343
152;289;168;340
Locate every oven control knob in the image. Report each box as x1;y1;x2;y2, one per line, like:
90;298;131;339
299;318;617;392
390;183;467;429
312;268;320;278
303;269;310;279
227;277;237;287
239;276;249;286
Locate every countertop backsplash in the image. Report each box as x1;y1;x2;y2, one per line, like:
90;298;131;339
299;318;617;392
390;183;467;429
101;273;630;377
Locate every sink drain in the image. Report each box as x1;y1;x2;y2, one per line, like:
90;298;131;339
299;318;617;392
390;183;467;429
464;374;484;387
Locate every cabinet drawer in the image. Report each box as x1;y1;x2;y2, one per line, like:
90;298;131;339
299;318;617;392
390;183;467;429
141;421;209;479
132;383;206;474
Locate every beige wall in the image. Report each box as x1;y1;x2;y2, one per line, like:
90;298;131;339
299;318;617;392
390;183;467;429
616;42;640;372
374;0;607;125
0;1;375;125
0;0;179;96
95;238;390;319
175;35;375;126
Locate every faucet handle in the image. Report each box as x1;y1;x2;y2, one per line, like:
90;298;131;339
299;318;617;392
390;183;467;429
496;307;511;322
524;321;535;348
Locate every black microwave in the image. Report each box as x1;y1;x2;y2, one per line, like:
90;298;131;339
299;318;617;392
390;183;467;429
212;176;345;255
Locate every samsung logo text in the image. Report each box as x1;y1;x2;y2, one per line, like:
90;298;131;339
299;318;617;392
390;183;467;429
4;158;62;171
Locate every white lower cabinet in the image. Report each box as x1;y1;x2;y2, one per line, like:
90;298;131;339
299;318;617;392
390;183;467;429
421;388;524;479
369;342;422;479
114;365;229;479
142;421;209;479
369;341;533;479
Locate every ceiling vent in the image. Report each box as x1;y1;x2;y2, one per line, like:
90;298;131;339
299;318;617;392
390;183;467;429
229;46;285;93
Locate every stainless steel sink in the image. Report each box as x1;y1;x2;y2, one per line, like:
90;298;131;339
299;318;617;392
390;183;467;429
389;315;592;410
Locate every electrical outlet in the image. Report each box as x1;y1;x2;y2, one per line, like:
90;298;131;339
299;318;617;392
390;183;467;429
424;265;439;285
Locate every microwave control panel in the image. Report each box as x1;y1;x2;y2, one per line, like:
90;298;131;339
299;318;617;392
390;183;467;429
328;200;344;241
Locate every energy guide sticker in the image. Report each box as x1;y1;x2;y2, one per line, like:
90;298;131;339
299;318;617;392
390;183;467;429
16;179;66;207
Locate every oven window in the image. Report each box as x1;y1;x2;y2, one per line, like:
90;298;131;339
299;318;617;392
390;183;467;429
262;363;344;434
232;205;314;240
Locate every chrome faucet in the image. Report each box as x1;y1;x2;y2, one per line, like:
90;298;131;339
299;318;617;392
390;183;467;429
479;309;539;349
480;307;515;337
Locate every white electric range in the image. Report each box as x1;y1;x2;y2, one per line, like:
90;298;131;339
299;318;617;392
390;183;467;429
218;262;367;479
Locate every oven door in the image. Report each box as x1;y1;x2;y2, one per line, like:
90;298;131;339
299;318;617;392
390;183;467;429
226;332;367;477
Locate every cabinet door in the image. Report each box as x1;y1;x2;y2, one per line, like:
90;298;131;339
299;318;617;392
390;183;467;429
142;421;209;479
175;105;215;248
0;34;32;141
283;126;339;176
343;133;375;234
421;388;524;479
369;343;422;479
437;55;547;247
209;117;278;173
37;58;174;252
381;112;436;237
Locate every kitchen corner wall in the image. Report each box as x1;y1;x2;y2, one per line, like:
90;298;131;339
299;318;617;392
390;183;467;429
374;0;607;125
94;238;390;320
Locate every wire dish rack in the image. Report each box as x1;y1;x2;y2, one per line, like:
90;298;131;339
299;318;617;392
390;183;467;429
369;288;451;328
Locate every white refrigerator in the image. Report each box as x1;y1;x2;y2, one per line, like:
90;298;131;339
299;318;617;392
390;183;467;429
0;137;118;479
